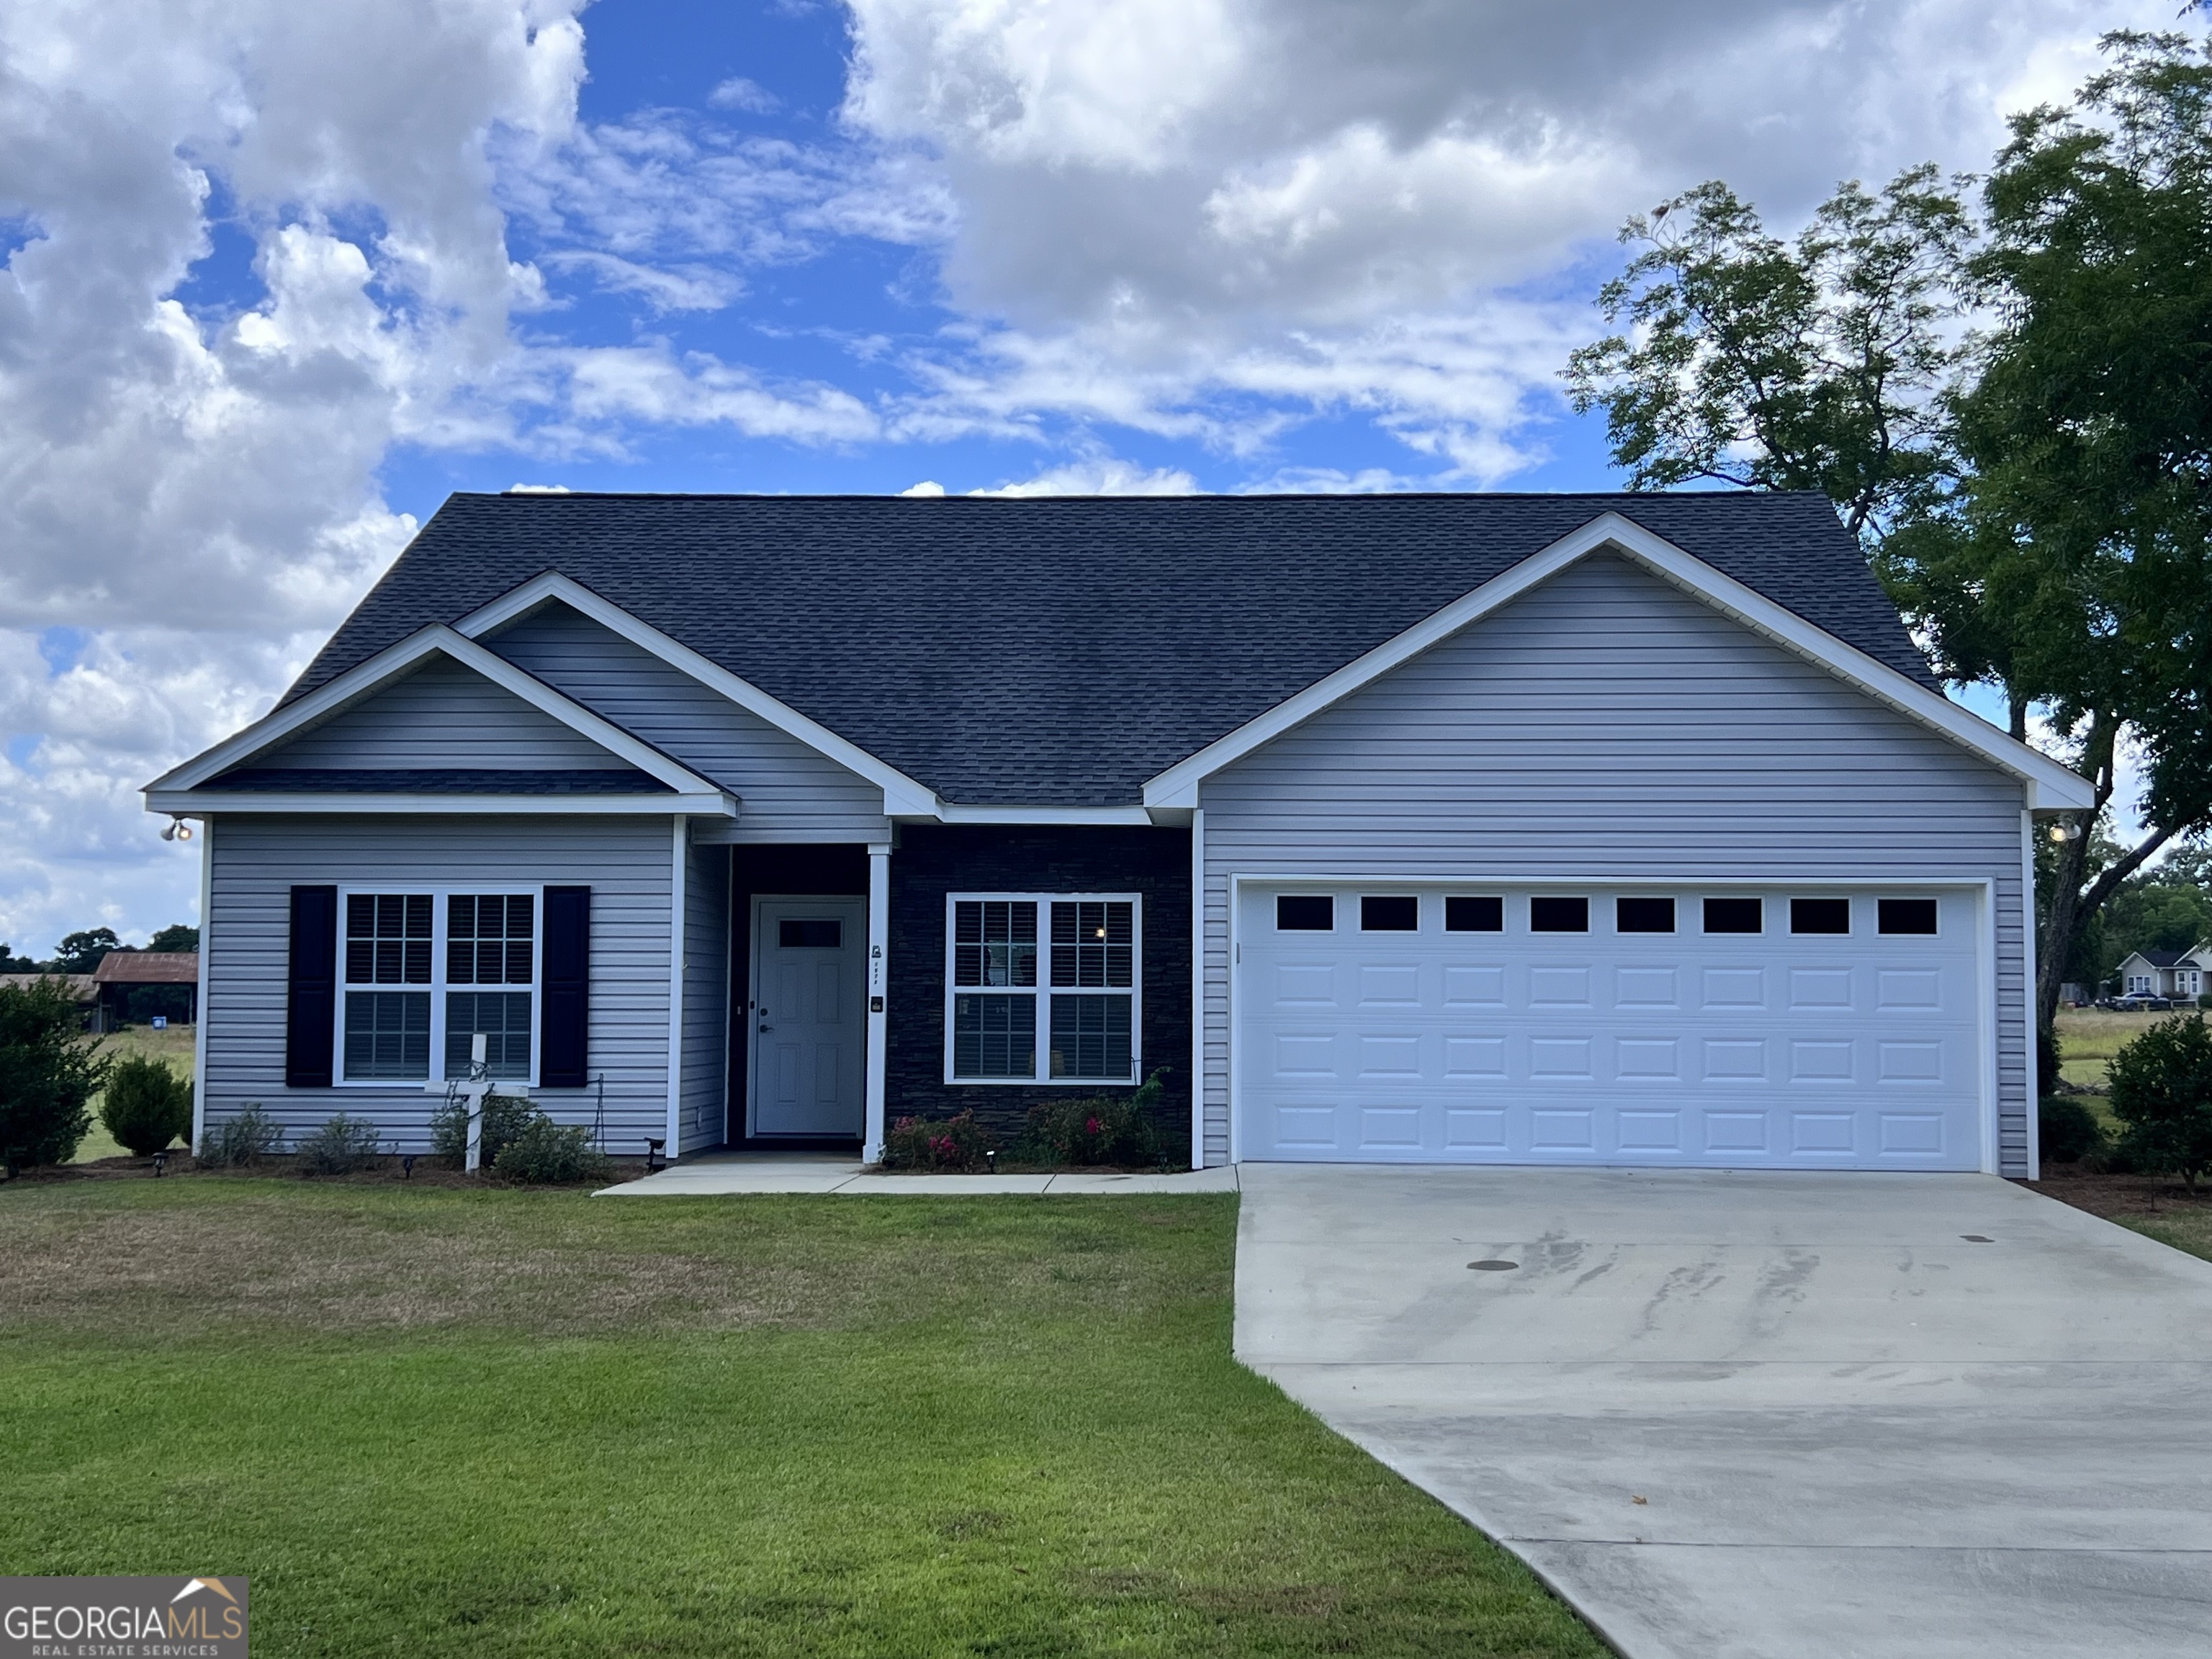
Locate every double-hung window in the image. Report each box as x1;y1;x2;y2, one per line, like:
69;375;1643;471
947;894;1139;1083
339;889;539;1083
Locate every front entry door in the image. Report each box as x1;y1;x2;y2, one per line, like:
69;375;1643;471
751;896;867;1137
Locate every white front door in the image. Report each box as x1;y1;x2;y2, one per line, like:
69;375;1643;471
751;896;867;1137
1237;884;1986;1170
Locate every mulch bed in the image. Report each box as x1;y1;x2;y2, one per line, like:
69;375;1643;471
2023;1165;2212;1223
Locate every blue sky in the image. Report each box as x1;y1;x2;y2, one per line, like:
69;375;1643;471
0;0;2154;950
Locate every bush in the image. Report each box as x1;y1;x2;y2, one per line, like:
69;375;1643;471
493;1112;613;1184
2107;1014;2212;1191
1019;1068;1169;1169
881;1109;988;1171
2037;1096;2106;1165
199;1103;283;1166
428;1086;534;1168
0;979;108;1176
295;1112;385;1177
99;1053;194;1156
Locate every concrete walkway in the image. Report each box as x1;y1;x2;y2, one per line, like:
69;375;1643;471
598;1151;1239;1196
1235;1164;2212;1659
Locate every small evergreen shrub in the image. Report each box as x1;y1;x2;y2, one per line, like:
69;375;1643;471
2037;1096;2106;1165
881;1109;988;1171
492;1113;613;1184
295;1112;385;1177
428;1086;534;1168
0;978;108;1175
99;1053;194;1156
2107;1014;2212;1191
1019;1068;1169;1169
199;1103;283;1166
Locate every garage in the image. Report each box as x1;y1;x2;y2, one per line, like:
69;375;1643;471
1235;883;1987;1169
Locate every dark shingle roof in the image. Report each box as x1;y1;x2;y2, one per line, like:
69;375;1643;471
206;768;668;795
288;492;1932;806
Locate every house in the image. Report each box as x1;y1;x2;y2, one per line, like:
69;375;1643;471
89;950;201;1030
145;493;2095;1176
2113;947;2210;1002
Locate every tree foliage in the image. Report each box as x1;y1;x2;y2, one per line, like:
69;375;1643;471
99;1053;193;1157
2107;1013;2212;1189
50;927;122;974
146;924;199;953
0;979;108;1174
1564;166;1973;546
1568;30;2212;1074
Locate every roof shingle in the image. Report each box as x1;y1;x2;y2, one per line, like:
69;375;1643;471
289;491;1932;806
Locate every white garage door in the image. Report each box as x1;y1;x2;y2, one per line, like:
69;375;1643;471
1237;884;1984;1169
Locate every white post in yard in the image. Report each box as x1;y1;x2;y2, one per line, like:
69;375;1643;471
427;1032;522;1174
865;841;890;1162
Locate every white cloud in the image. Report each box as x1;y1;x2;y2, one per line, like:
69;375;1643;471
0;0;588;951
842;0;2174;462
707;76;781;114
968;457;1197;495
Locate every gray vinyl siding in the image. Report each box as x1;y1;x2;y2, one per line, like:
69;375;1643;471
1198;553;2032;1173
680;838;730;1152
487;604;890;842
200;813;674;1154
263;657;623;770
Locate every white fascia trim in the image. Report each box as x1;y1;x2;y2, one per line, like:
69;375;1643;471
145;624;729;802
455;572;942;818
145;790;734;817
932;804;1154;825
1142;511;2098;813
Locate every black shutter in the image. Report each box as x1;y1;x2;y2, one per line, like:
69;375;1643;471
285;885;338;1087
541;885;590;1087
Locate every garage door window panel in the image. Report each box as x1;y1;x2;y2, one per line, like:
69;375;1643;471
1531;896;1589;932
1704;897;1763;934
1446;895;1502;932
1879;899;1940;935
948;894;1140;1083
1791;898;1851;935
1361;895;1419;931
1617;896;1675;933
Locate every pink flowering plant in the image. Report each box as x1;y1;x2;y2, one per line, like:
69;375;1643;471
880;1108;988;1171
1017;1068;1169;1169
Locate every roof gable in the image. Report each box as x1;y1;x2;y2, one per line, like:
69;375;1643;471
284;490;1943;808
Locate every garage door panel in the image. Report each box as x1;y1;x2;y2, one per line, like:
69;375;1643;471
1238;884;1982;1169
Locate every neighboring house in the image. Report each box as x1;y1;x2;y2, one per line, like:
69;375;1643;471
145;493;2095;1177
90;950;202;1030
2113;947;2211;1001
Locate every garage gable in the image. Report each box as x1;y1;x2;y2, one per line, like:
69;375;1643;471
1148;513;2092;813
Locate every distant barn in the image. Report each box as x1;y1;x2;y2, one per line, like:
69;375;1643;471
91;950;199;1030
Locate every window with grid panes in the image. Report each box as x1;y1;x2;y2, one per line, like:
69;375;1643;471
338;891;538;1082
948;895;1138;1082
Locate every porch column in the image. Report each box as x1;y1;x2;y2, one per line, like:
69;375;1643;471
864;841;891;1161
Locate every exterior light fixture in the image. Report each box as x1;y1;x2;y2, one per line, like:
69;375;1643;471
986;1149;998;1174
152;1151;168;1177
160;817;193;842
401;1154;416;1179
2048;821;2084;844
646;1137;667;1172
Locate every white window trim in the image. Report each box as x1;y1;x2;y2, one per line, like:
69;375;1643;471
334;884;544;1088
943;891;1143;1086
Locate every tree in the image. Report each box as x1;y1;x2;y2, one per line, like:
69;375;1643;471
1565;32;2212;1082
0;979;108;1175
0;944;37;972
146;924;199;953
2107;1013;2212;1190
1925;32;2212;1039
50;927;122;974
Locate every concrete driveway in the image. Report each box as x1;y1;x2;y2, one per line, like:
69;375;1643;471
1236;1166;2212;1658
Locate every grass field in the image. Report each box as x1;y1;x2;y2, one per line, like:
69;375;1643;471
2052;1007;2180;1092
0;1182;1602;1658
69;1023;197;1163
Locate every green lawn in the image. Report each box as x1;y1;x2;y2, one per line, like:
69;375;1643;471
71;1023;198;1162
0;1181;1601;1658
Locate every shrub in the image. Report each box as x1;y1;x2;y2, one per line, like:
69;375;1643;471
428;1086;534;1168
881;1109;988;1171
199;1103;283;1166
99;1053;194;1156
2107;1014;2212;1192
1018;1068;1169;1169
2037;1096;2106;1165
0;979;108;1176
295;1112;385;1177
492;1112;613;1184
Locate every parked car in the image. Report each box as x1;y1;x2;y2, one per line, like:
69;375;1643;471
2107;994;2175;1012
